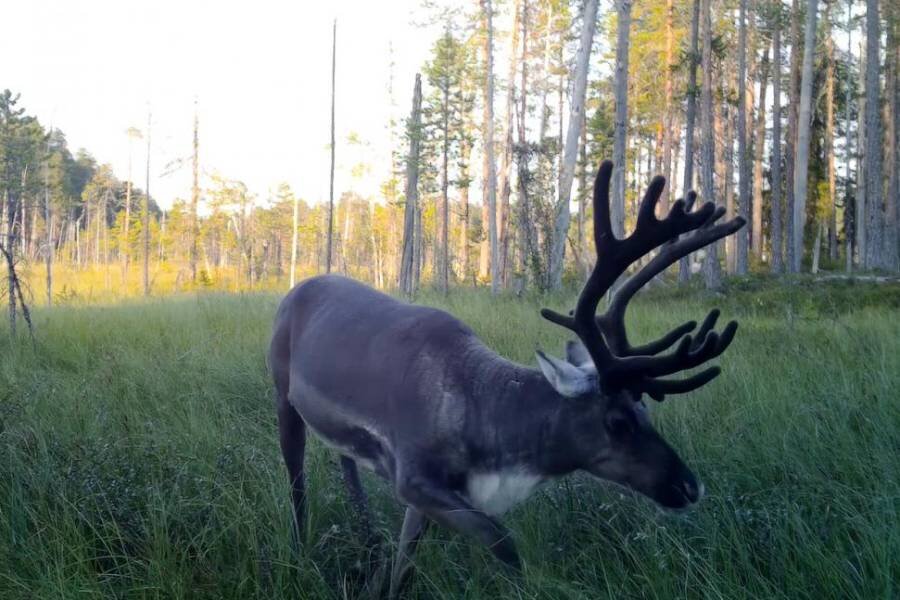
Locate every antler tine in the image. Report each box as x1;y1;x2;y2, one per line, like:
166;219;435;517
596;192;735;358
640;366;722;402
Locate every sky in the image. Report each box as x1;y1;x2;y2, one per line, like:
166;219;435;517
2;0;439;209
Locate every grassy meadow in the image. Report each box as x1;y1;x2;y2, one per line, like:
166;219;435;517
1;277;899;599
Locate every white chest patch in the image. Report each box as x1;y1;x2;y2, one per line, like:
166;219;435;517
466;468;543;516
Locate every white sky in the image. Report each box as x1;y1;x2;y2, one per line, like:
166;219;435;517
2;0;440;209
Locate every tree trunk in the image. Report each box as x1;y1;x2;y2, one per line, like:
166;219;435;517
825;2;837;264
290;187;300;288
549;0;598;289
811;220;824;273
611;0;632;239
771;6;784;273
887;2;900;270
6;191;18;333
191;103;200;282
459;139;472;281
863;0;882;269
143;111;151;296
123;135;133;285
736;0;750;274
399;74;423;297
578;113;589;277
439;70;450;294
483;0;500;294
856;35;867;266
791;0;818;273
497;0;521;286
661;0;675;213
680;0;701;283
752;42;770;260
721;94;735;273
786;0;801;272
326;19;337;274
700;0;721;290
843;0;854;271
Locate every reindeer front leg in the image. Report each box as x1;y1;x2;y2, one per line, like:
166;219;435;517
389;507;429;599
391;469;522;597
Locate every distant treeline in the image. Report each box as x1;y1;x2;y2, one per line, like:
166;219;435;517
1;0;898;322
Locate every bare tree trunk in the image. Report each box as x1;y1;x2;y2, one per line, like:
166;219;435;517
497;0;521;286
44;131;54;305
611;0;632;239
722;95;735;273
786;0;801;272
191;102;200;282
439;69;451;294
736;0;750;274
824;2;837;264
459;139;472;281
700;0;721;290
290;187;300;288
791;0;818;273
843;0;854;272
661;0;675;213
549;0;598;289
143;111;151;296
864;0;884;269
578;113;589;277
811;220;824;272
399;74;423;297
6;191;18;333
856;35;867;266
483;0;499;294
680;0;701;283
753;43;770;260
326;19;337;274
771;7;785;273
887;2;900;270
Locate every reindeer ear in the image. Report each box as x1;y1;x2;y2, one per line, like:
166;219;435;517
565;340;593;368
536;350;596;398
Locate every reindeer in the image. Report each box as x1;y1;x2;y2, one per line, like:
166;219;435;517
268;160;745;597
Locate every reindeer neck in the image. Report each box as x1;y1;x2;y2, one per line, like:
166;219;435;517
457;342;585;478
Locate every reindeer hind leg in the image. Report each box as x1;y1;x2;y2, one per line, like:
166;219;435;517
277;397;307;551
340;456;376;548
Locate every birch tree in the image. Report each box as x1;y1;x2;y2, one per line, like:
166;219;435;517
482;0;499;294
611;0;632;239
752;41;771;260
679;0;701;283
700;0;721;289
548;0;598;289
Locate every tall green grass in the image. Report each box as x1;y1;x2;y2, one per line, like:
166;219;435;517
1;279;898;599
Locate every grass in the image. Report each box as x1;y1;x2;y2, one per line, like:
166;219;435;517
1;277;899;599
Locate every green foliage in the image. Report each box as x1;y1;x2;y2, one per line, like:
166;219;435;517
2;281;898;598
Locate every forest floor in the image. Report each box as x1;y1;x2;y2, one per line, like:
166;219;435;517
1;277;899;599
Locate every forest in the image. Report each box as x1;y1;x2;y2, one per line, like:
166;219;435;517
1;0;898;317
1;0;899;599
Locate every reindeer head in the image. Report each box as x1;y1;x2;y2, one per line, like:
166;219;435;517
537;160;745;509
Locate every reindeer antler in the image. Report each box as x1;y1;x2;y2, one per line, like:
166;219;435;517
541;160;746;401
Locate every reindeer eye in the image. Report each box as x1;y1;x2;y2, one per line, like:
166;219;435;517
605;413;634;437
